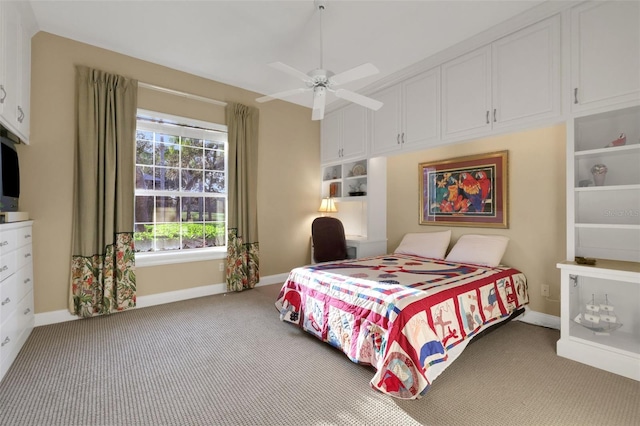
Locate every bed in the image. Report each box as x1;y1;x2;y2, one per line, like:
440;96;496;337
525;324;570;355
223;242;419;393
275;245;528;399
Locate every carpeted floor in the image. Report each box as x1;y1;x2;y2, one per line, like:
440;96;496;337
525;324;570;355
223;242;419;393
0;283;638;426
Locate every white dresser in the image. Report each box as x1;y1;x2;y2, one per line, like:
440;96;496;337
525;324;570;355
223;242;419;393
0;220;34;382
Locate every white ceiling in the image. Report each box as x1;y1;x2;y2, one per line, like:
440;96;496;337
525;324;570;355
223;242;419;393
28;0;547;109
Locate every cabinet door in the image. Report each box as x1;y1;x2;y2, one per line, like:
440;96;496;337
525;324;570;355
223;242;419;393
370;84;401;156
0;3;18;129
441;45;492;140
340;103;367;161
492;15;560;129
15;16;30;139
0;3;5;118
320;110;342;164
402;68;440;148
571;1;640;112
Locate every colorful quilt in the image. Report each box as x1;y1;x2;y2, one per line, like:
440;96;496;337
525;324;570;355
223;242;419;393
275;254;528;399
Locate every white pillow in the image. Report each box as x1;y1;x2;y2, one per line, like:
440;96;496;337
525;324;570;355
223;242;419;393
394;230;452;260
445;234;509;267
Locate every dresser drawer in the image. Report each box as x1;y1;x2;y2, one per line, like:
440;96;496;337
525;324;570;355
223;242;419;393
0;311;18;364
16;226;33;248
0;251;16;284
16;244;32;270
0;274;18;324
0;229;17;255
16;291;34;338
15;264;33;302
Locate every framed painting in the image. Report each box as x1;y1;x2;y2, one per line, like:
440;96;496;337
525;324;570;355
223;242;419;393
419;151;508;228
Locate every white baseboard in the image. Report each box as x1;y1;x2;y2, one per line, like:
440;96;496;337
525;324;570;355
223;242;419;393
516;307;560;330
34;272;290;327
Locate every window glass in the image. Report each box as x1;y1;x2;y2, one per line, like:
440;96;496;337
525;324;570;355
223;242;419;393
134;111;228;254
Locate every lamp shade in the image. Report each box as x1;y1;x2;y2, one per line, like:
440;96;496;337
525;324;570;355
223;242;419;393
318;197;337;213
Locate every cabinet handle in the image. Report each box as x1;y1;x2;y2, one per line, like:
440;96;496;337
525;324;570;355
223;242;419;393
396;134;400;144
17;106;24;123
570;274;578;287
1;337;9;347
25;234;31;239
486;110;490;124
401;133;405;144
24;253;31;258
493;109;497;122
0;85;5;103
24;278;31;284
23;308;31;315
0;241;8;246
1;297;10;306
574;88;578;104
1;265;8;272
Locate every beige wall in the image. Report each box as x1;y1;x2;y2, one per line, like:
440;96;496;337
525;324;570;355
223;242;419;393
22;32;320;314
387;125;566;316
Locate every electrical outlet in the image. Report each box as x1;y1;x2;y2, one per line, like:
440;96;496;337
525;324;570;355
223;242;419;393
541;284;550;297
219;262;225;272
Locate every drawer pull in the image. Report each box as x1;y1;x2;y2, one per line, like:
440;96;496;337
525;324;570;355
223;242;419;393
1;265;7;272
1;297;10;306
23;308;31;315
24;253;32;259
0;241;8;246
24;234;31;239
1;337;9;347
24;278;31;284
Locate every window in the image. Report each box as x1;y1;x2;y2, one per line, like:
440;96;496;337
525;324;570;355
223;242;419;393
134;110;227;260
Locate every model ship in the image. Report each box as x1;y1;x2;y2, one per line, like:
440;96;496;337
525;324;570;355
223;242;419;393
573;294;623;335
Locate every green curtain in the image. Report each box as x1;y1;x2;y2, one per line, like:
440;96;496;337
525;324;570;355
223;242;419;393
225;103;259;292
69;66;138;318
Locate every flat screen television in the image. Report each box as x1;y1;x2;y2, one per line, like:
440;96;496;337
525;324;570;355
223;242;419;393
0;135;20;212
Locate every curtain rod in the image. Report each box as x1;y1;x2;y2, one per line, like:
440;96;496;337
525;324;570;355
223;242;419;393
138;82;227;107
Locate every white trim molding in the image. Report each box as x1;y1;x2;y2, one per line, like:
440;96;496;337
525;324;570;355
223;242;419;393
34;272;291;327
516;307;561;330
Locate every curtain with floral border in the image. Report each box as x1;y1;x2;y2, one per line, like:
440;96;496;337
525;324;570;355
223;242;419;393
225;103;259;291
69;66;138;318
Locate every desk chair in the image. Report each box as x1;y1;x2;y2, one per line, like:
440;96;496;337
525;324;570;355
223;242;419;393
311;216;348;263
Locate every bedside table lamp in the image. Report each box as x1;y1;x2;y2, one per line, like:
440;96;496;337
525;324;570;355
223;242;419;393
318;197;337;216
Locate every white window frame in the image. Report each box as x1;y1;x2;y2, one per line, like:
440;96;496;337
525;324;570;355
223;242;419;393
134;109;228;267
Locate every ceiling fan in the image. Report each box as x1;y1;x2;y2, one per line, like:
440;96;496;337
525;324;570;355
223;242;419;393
256;0;383;121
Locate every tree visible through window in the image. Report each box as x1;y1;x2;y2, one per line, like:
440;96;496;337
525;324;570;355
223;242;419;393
134;111;227;253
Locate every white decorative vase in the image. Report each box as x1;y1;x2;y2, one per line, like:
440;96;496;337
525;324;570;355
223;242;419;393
591;164;608;186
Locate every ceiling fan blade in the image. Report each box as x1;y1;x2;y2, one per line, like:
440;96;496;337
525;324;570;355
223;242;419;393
311;87;326;121
334;89;383;111
330;63;379;86
269;62;312;82
256;87;309;103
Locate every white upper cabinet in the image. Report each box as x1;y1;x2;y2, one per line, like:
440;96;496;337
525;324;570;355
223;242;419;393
442;15;561;140
370;68;440;156
492;15;561;128
321;103;367;164
570;1;640;113
0;2;35;143
441;46;492;139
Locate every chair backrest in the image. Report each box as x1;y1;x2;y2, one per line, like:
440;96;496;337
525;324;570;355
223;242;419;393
312;216;348;263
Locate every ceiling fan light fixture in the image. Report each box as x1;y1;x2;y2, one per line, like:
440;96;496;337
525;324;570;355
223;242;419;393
256;1;383;120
